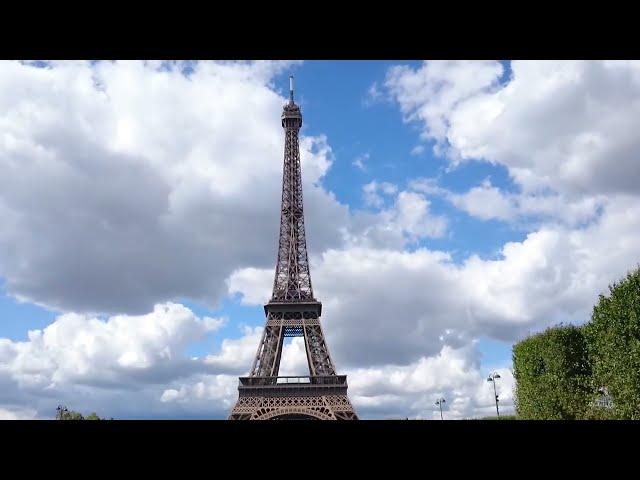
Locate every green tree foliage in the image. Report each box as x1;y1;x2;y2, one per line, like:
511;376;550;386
584;266;640;419
513;325;592;419
55;406;109;420
513;266;640;420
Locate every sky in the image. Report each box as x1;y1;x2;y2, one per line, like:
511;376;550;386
1;60;640;420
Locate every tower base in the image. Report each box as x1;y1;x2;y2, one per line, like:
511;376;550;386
228;376;358;420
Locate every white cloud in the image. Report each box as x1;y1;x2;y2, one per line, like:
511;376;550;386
356;182;448;245
0;303;224;390
226;268;274;306
448;181;605;226
353;152;370;170
363;180;397;208
274;337;310;376
160;375;237;406
228;193;640;371
385;60;504;154
203;326;263;374
447;179;515;221
0;60;346;314
0;301;251;419
384;61;640;246
408;176;605;227
347;345;514;419
363;82;385;107
385;60;640;197
395;191;447;240
407;177;447;196
0;406;38;420
410;145;425;156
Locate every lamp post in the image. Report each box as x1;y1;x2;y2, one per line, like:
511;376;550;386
55;405;69;420
487;372;501;418
435;397;446;420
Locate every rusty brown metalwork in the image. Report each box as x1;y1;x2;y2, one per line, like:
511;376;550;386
229;77;358;420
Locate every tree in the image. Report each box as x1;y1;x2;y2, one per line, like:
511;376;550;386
584;266;640;419
513;324;592;419
55;406;108;420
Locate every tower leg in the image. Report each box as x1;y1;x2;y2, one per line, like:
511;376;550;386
251;324;285;377
304;323;336;376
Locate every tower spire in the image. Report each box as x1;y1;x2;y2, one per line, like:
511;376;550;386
289;75;294;103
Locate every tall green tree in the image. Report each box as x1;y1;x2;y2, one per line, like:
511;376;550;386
584;266;640;419
513;324;592;419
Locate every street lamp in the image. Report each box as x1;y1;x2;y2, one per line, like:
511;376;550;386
55;405;69;420
487;372;501;418
435;397;446;420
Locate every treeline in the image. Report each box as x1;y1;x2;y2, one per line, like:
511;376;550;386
513;266;640;419
55;406;111;420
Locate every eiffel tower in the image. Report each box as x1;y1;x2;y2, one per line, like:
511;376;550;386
229;77;358;420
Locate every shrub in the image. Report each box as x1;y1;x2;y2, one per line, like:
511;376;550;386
584;266;640;419
513;324;592;419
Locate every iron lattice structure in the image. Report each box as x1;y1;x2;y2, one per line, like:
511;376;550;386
229;78;358;420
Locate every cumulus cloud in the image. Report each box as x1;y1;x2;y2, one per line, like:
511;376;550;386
353;182;448;246
363;180;398;208
385;60;505;155
421;177;605;226
394;191;448;240
0;302;249;419
448;179;515;221
0;406;38;420
160;374;237;406
348;345;514;419
203;326;264;374
229;193;640;370
385;60;640;197
0;303;224;389
0;60;346;314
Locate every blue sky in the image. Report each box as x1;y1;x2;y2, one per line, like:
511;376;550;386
281;61;526;259
1;60;639;419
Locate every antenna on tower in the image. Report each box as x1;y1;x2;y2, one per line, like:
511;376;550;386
289;75;294;103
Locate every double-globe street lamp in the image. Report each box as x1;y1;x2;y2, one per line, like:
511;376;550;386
55;405;69;420
435;397;446;420
487;372;501;417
